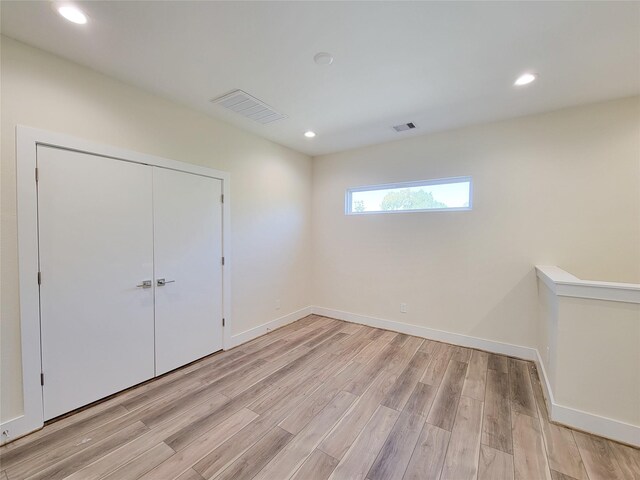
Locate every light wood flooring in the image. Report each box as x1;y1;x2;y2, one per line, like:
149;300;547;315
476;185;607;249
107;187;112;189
1;315;638;480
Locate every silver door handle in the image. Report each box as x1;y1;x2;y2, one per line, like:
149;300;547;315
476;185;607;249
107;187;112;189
156;278;175;286
136;280;152;288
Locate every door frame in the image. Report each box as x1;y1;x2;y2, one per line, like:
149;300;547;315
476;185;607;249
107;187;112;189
8;125;231;443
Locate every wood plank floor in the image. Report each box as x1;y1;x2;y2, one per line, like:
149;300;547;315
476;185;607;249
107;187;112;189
1;315;638;480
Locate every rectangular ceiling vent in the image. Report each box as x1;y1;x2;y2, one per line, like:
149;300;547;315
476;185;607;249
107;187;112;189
210;90;287;125
392;122;417;132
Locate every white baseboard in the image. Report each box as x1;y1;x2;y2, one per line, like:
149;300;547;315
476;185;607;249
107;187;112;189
312;306;538;360
0;412;42;446
1;306;314;446
5;305;636;447
534;349;556;415
535;349;639;446
227;306;314;349
312;306;640;447
551;403;640;447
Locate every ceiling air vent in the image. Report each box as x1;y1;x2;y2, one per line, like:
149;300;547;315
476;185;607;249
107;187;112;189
210;90;287;124
392;122;416;132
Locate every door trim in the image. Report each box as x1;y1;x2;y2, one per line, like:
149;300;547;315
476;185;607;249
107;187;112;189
6;125;231;444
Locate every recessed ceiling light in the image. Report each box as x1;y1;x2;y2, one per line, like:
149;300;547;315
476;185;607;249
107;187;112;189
304;131;316;138
514;72;537;86
57;5;88;24
313;52;334;65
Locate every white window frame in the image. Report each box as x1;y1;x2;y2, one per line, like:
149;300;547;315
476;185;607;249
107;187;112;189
345;175;473;215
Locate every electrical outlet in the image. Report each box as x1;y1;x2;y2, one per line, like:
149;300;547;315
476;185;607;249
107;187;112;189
546;346;550;363
400;303;408;313
275;299;281;310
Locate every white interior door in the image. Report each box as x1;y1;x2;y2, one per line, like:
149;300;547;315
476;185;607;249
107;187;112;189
153;167;223;375
38;146;155;420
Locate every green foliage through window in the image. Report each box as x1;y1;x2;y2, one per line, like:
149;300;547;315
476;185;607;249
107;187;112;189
380;188;447;211
346;177;472;214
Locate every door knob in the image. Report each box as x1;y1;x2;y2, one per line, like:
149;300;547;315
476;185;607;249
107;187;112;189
157;278;175;286
136;280;152;288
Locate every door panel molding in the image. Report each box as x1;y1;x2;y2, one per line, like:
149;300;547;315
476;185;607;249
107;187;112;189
7;125;231;444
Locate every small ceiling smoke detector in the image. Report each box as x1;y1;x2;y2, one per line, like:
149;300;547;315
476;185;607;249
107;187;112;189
210;90;287;124
57;4;88;24
314;52;334;65
393;122;417;132
304;131;316;138
514;72;537;86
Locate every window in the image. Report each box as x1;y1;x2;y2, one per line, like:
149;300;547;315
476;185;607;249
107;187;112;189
346;176;472;215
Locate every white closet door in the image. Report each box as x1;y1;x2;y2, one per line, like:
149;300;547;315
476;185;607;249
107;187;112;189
153;167;223;375
38;146;155;420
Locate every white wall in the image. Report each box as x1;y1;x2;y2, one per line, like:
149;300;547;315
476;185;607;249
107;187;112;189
536;278;558;389
535;268;640;445
312;96;640;351
555;296;640;426
0;36;312;423
3;33;639;440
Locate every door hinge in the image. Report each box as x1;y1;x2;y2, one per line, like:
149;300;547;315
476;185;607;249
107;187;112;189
35;168;39;182
222;318;225;327
37;272;41;285
221;193;224;203
221;257;225;266
40;373;44;386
